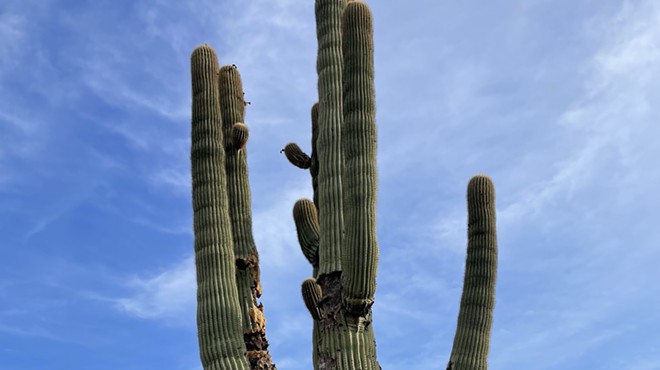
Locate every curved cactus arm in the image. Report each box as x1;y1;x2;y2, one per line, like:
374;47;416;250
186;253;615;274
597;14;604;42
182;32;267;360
447;175;498;370
302;278;323;321
190;45;249;370
282;143;312;169
219;64;277;370
293;199;321;272
341;0;378;317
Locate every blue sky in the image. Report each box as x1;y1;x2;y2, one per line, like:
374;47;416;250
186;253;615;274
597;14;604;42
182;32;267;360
1;0;659;369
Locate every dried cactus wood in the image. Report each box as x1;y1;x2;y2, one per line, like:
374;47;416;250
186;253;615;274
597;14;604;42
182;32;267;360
219;65;277;369
447;175;498;370
190;45;250;370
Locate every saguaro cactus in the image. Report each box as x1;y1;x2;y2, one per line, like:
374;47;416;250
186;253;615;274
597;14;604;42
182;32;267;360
190;45;276;370
189;0;498;369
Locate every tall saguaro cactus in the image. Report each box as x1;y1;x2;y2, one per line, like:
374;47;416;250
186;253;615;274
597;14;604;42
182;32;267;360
190;45;276;370
190;0;498;369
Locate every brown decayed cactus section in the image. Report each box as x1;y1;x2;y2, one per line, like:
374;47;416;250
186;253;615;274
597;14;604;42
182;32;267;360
447;175;498;370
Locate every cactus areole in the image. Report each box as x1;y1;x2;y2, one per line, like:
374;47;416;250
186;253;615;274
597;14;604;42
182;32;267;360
189;1;498;369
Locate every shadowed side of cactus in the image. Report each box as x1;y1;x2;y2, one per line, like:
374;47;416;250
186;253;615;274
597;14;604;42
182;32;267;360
219;65;277;370
447;175;498;370
190;45;250;370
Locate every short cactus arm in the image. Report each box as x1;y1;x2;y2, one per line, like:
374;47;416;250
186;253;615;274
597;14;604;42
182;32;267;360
340;0;378;316
232;122;249;150
293;199;320;273
282;143;312;169
447;175;498;370
301;278;323;321
302;277;323;370
190;45;249;370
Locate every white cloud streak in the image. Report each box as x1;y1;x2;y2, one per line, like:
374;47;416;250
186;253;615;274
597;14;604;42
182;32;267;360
115;256;196;322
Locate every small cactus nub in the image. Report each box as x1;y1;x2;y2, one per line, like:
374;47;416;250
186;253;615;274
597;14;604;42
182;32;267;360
232;122;249;150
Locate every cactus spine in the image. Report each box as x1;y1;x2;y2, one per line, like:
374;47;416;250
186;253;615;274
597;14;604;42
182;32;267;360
190;1;498;369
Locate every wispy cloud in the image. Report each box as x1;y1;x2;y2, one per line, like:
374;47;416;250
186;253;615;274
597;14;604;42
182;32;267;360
114;256;196;322
150;168;191;196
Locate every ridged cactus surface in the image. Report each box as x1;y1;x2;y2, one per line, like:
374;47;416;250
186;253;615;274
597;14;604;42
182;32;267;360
189;1;499;369
191;46;276;370
315;0;346;276
190;45;250;370
447;175;498;370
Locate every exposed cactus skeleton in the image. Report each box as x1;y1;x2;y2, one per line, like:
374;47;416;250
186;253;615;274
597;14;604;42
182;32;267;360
189;1;498;369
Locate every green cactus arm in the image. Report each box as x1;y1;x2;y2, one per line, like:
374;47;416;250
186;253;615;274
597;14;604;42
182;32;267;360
282;143;312;169
340;0;378;317
447;175;498;370
315;0;346;275
301;278;323;321
293;198;321;270
219;64;277;370
190;44;249;370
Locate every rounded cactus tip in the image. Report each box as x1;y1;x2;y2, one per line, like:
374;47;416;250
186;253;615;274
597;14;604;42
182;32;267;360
220;64;240;74
467;174;495;200
191;44;216;56
293;198;316;219
302;277;318;289
232;122;249;149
